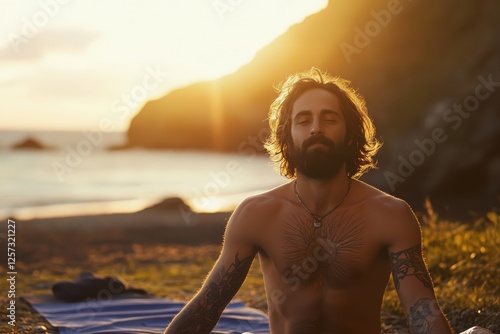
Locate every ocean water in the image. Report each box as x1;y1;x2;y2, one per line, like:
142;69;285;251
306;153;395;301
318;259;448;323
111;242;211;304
0;130;286;219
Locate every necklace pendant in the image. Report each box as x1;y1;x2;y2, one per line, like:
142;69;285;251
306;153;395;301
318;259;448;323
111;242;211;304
313;220;322;228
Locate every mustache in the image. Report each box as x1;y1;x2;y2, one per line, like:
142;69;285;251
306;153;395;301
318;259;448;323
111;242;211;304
302;135;336;150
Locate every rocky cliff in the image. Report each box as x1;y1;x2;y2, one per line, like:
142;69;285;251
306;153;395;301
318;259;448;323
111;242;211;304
128;0;500;216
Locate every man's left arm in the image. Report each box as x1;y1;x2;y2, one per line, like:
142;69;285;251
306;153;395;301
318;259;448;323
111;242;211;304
387;200;455;334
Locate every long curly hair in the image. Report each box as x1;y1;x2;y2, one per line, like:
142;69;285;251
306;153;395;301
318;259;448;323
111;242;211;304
264;68;382;179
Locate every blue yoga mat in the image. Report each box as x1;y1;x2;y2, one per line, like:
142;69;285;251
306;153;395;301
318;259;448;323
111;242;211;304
23;295;270;334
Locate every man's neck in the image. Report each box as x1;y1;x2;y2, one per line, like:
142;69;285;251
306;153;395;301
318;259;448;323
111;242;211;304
295;169;351;216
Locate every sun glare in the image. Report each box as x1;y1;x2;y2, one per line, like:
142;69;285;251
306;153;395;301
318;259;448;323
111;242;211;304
0;0;328;131
189;196;228;213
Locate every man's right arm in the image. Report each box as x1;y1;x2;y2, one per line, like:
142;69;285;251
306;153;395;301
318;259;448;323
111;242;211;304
164;252;255;333
164;199;259;334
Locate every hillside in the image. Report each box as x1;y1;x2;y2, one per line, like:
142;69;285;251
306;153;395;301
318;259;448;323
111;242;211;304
127;0;500;215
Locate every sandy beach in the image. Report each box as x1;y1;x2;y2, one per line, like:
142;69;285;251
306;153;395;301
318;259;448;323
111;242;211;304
16;198;230;240
12;198;232;272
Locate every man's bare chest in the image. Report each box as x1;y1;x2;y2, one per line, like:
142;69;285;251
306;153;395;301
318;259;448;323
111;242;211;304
260;208;386;289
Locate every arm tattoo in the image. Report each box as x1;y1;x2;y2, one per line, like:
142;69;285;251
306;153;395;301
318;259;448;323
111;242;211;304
167;253;254;333
407;298;439;334
390;244;432;291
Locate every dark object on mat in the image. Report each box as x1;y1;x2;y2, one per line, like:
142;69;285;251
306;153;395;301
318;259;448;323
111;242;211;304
52;272;147;302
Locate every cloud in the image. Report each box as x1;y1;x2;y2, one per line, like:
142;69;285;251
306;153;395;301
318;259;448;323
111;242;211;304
0;26;100;62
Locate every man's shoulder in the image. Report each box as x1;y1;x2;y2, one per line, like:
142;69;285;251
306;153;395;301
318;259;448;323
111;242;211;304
224;183;291;241
238;182;291;210
353;180;414;220
352;180;420;245
231;182;292;219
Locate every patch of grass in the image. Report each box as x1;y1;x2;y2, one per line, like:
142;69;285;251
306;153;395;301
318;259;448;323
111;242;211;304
1;208;498;333
382;203;499;333
422;206;499;332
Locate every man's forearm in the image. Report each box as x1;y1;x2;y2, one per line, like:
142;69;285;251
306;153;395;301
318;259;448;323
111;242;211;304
407;298;455;334
164;294;223;334
164;252;254;334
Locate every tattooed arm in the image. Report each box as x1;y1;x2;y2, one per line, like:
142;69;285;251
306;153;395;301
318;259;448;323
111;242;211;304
164;199;258;334
386;200;454;334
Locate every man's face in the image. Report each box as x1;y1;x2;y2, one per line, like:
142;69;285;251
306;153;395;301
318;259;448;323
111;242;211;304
289;88;348;179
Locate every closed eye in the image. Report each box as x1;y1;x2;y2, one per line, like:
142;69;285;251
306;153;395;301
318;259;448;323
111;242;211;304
295;117;312;125
322;109;342;123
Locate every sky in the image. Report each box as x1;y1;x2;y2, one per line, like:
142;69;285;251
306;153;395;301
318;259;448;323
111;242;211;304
0;0;327;131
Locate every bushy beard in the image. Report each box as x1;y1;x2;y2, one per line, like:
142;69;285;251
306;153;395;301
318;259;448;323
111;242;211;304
291;135;347;180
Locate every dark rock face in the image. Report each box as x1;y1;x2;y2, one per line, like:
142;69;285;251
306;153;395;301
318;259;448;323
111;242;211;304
128;0;500;216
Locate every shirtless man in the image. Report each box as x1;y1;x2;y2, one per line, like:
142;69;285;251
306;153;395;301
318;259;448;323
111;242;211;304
164;69;455;333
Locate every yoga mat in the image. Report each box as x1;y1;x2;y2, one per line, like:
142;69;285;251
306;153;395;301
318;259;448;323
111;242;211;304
23;295;270;334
